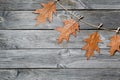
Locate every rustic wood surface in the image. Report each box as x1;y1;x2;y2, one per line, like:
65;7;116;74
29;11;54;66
0;69;120;80
1;0;120;10
0;11;120;29
0;0;120;79
0;49;120;68
0;30;115;49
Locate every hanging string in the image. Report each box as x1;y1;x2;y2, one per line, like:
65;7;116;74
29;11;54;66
56;0;119;33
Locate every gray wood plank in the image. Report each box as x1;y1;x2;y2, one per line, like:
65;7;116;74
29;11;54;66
0;49;120;68
0;30;116;49
0;11;120;29
0;69;120;80
1;0;120;10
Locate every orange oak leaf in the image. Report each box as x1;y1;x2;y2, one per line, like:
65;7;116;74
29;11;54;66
82;32;102;60
55;19;79;44
34;2;56;25
108;34;120;56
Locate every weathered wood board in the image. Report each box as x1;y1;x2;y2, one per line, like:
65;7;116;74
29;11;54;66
1;0;120;10
0;49;120;68
0;30;115;49
0;69;120;80
0;11;120;29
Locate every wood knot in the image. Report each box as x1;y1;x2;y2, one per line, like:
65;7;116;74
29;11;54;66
0;16;4;23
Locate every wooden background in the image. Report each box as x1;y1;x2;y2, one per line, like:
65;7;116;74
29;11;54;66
0;0;120;80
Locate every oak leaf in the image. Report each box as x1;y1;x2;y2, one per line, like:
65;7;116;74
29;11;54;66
82;32;102;60
108;34;120;56
34;2;56;25
55;19;79;44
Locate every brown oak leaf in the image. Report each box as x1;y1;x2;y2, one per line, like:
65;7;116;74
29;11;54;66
34;2;56;25
55;19;79;44
108;34;120;56
82;32;102;60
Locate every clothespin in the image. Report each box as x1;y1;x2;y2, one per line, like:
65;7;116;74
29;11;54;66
97;23;103;29
116;27;120;34
56;0;60;1
78;16;84;21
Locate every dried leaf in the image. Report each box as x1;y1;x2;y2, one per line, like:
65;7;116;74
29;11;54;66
34;2;56;25
55;19;79;44
108;34;120;56
82;32;102;60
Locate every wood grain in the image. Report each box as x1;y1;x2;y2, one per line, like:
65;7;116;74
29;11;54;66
0;0;120;79
0;30;116;49
0;69;120;80
0;49;120;68
0;0;120;10
0;11;120;29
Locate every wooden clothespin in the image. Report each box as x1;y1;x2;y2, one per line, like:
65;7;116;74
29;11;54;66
97;23;103;29
116;27;120;34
